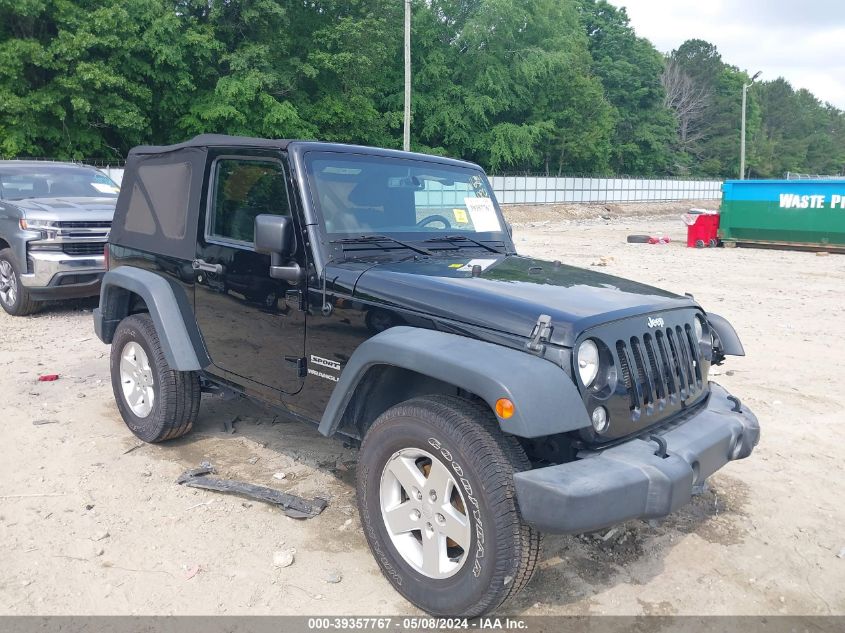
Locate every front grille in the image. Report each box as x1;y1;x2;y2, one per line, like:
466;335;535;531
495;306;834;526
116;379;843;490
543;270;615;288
55;221;111;229
62;242;105;256
615;323;704;419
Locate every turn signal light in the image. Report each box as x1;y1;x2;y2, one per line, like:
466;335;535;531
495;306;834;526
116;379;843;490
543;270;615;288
495;398;515;419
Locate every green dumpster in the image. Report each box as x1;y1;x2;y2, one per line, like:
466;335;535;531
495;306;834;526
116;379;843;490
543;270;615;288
719;179;845;251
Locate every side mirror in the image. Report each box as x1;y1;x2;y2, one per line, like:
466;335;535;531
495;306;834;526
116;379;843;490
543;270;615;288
254;214;303;283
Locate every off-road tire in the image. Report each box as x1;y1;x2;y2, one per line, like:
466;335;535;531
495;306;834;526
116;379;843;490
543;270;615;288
110;313;200;442
356;395;540;617
626;234;651;244
0;248;39;316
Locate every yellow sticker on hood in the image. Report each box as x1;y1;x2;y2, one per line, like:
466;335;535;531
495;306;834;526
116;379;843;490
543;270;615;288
453;208;468;224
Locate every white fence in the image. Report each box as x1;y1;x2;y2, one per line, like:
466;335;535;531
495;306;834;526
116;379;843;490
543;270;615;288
101;166;124;185
489;176;722;204
99;168;721;204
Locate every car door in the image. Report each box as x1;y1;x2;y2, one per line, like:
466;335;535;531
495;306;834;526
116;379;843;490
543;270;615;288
193;154;306;395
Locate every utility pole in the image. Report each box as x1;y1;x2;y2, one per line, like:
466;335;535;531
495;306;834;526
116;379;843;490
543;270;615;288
403;0;411;152
740;70;762;179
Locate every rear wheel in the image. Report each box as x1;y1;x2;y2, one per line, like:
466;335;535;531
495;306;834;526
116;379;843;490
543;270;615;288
0;249;39;316
110;313;200;442
356;395;540;617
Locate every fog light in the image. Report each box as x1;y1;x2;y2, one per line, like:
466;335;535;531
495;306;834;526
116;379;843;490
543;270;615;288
496;398;515;419
591;406;609;433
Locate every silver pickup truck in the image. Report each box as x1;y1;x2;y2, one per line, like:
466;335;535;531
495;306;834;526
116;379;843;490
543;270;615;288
0;161;118;315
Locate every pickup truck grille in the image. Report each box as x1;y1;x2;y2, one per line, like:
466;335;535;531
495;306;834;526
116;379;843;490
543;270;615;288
62;242;106;256
615;324;704;418
55;221;111;229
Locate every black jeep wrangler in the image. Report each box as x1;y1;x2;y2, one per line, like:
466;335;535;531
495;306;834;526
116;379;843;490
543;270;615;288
94;135;759;616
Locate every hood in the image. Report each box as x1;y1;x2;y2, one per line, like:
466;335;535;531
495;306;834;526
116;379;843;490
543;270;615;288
10;197;116;223
348;254;698;347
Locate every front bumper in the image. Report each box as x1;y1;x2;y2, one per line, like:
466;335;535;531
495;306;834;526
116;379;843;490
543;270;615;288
513;382;759;533
20;251;105;300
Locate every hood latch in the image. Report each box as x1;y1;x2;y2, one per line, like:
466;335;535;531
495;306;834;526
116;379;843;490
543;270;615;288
526;314;553;353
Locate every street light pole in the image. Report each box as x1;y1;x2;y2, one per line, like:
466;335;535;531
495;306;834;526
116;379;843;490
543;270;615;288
403;0;411;152
740;71;762;180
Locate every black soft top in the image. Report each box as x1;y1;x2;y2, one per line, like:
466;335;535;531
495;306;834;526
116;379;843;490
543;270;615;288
129;134;296;156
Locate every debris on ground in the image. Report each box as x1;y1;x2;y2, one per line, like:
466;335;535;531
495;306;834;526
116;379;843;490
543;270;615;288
177;462;215;480
273;548;296;568
176;463;327;519
272;472;287;481
325;571;342;584
601;527;620;542
183;563;201;580
626;234;670;244
591;256;614;267
37;374;60;382
93;530;110;541
32;419;59;426
837;547;845;559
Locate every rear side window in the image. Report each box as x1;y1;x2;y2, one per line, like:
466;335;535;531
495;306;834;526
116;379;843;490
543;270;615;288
124;162;191;238
209;159;288;244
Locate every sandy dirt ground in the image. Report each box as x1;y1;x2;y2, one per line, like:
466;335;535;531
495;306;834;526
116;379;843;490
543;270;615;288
1;204;844;616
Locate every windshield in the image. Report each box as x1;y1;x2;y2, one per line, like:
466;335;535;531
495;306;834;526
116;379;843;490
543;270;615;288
305;152;503;236
0;164;120;200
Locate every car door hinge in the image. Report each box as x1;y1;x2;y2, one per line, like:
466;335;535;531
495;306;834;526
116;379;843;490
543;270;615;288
526;314;553;353
285;356;307;378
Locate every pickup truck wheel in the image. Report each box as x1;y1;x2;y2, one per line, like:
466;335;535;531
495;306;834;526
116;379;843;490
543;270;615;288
0;249;39;316
110;313;200;443
357;395;540;617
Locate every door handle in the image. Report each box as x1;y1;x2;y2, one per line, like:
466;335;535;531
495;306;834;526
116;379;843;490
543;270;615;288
192;259;223;274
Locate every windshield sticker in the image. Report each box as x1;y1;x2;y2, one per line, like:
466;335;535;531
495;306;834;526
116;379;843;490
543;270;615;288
91;182;119;194
448;263;463;268
452;208;469;224
456;258;497;273
464;197;500;232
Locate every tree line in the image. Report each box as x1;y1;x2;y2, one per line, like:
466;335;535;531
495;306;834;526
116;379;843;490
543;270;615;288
1;0;843;178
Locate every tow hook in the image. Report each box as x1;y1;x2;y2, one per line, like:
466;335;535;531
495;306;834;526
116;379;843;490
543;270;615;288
650;434;669;459
727;395;742;412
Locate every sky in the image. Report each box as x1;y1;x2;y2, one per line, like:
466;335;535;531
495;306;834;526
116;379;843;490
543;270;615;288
610;0;845;109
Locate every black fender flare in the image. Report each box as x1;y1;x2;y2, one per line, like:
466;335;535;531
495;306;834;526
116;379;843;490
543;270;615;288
94;267;209;371
318;326;590;438
706;312;745;356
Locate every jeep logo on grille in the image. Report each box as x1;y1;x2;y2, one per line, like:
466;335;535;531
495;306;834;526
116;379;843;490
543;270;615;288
647;316;665;328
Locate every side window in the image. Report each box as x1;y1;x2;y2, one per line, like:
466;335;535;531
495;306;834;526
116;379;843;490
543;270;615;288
209;158;288;244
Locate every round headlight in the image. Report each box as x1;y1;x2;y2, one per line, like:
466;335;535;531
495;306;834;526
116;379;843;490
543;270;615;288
694;315;704;341
577;340;600;387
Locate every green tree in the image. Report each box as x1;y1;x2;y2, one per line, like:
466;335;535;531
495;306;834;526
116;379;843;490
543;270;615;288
413;0;614;173
0;0;206;159
578;0;677;175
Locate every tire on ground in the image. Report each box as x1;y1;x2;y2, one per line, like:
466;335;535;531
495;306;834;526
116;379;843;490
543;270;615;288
0;248;40;316
626;234;651;244
356;395;540;617
110;313;200;442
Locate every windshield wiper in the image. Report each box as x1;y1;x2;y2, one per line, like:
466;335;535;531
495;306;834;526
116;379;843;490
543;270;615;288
423;234;502;254
330;234;433;256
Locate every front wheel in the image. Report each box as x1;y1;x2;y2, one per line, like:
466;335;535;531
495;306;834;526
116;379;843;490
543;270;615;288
356;395;540;617
0;248;39;316
110;313;200;442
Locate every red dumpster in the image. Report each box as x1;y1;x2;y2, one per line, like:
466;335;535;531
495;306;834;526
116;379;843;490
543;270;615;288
683;210;720;248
